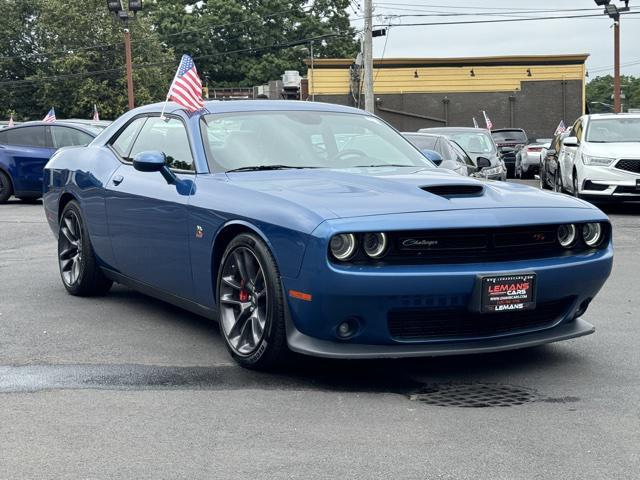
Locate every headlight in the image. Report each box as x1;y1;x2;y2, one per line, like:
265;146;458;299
582;222;603;247
363;232;388;258
330;234;357;261
582;155;615;166
557;224;577;248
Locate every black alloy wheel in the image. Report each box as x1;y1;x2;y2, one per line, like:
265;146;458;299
217;233;288;369
572;173;581;198
553;170;563;193
58;201;112;296
0;170;12;203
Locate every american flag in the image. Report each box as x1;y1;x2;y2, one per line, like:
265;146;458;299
472;117;479;128
92;104;100;122
554;120;566;135
167;54;204;112
43;108;56;123
482;110;493;130
8;114;14;128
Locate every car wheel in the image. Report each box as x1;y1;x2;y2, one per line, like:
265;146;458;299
553;170;563;193
217;233;288;370
58;200;113;296
0;170;13;204
539;167;547;189
572;172;581;198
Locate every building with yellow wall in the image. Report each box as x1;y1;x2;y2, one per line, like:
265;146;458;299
306;54;588;138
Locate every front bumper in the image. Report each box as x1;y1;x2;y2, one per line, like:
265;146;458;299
282;212;613;359
579;164;640;198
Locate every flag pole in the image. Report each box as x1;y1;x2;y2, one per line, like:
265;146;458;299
160;57;183;120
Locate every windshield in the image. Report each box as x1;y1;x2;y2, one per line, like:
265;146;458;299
201;111;435;171
403;134;438;151
446;132;496;154
492;130;527;144
586;118;640;143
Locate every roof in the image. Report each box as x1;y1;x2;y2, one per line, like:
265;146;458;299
420;127;491;133
135;100;369;116
306;54;590;69
6;121;100;134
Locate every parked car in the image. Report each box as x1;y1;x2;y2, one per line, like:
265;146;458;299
402;132;477;177
515;138;552;179
43;100;612;370
540;129;572;191
0;121;97;203
491;128;528;177
559;113;640;201
419;127;506;180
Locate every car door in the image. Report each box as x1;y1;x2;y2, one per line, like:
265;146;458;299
0;126;55;193
104;115;196;299
562;119;582;187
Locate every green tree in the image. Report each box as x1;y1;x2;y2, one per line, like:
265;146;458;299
0;0;175;120
146;0;358;88
587;75;640;113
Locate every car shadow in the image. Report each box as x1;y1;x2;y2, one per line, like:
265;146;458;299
597;201;640;215
101;284;584;396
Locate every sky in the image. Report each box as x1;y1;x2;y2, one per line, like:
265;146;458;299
349;0;640;78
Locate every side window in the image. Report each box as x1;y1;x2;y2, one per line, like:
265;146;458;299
51;126;93;148
4;126;47;148
110;117;147;158
129;117;194;171
573;119;583;142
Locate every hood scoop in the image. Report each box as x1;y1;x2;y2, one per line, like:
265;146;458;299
420;184;484;198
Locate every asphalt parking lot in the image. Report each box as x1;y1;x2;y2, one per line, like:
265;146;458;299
1;181;639;479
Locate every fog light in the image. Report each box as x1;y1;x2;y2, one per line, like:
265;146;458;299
330;234;357;261
363;232;388;259
582;223;603;247
336;318;359;339
557;224;577;248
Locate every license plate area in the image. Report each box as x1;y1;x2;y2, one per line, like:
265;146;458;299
480;273;536;313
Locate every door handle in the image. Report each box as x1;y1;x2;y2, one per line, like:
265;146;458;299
112;175;124;186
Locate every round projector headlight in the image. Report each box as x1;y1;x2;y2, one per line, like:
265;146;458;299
557;224;577;248
363;232;388;259
330;234;357;261
582;222;603;247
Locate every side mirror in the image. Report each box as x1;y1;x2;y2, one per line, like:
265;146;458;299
476;157;491;169
421;149;443;166
133;151;177;184
133;151;166;172
546;149;556;156
563;136;579;147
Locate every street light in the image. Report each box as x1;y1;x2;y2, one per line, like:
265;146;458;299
594;0;630;113
106;0;143;110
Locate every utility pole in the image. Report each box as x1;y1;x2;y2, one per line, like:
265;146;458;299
107;1;143;110
596;0;630;113
613;19;621;113
363;0;374;113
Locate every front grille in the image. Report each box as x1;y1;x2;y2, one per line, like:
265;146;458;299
388;299;571;341
615;159;640;174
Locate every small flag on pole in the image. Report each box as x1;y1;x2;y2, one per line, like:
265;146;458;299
554;120;566;135
43;108;56;123
92;104;100;122
482;111;493;130
8;114;14;128
472;117;479;129
164;54;204;114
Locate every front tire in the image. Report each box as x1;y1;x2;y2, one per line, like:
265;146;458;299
0;170;13;204
58;200;112;296
217;233;288;370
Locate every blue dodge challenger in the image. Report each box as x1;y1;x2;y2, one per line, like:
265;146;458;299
43;101;613;369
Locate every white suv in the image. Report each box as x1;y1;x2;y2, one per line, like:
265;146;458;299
559;113;640;200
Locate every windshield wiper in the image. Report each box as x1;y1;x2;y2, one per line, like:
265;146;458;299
226;165;317;173
352;164;415;168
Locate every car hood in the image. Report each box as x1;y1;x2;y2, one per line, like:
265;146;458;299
584;142;640;158
225;167;590;219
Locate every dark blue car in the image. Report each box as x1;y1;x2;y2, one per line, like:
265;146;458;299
43;101;613;369
0;121;99;203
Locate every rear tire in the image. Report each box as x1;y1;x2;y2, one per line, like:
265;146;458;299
217;233;289;370
0;170;13;204
58;200;112;296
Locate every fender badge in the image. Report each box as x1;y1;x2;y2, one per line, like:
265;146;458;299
195;225;204;239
